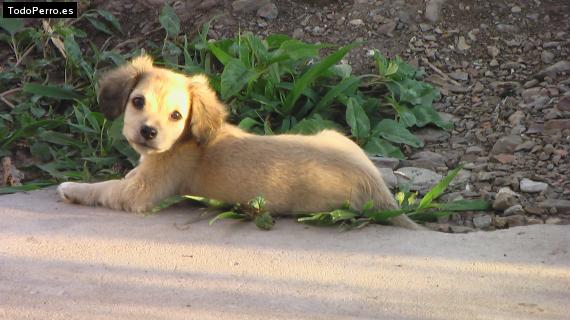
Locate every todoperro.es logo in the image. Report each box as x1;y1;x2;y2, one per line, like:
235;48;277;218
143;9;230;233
3;2;78;18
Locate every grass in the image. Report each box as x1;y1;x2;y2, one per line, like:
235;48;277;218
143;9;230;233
0;5;489;228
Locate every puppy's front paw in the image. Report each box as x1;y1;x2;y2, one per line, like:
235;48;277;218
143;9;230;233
57;182;81;204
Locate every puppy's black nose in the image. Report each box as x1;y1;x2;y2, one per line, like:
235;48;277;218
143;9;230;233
140;125;158;140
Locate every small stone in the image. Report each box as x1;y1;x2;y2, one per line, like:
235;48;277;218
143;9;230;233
425;0;445;22
541;51;555;64
473;215;492;229
493;187;519;210
478;172;496;182
232;0;269;11
520;178;548;193
511;5;522;13
508;110;525;125
526;218;543;225
449;71;469;81
493;216;508;228
349;18;364;26
450;225;475;233
369;156;400;170
425;223;450;232
545;217;562;224
378;20;397;35
506;214;526;227
544;119;570;132
487;45;500;58
538;199;570;214
491;135;523;155
457;36;470;51
257;2;278;20
465;146;484;155
515;140;535;151
539;60;570;77
292;28;304;39
395;167;443;193
401;151;447;171
491;154;515;164
504;204;525;216
496;24;519;33
378;168;397;189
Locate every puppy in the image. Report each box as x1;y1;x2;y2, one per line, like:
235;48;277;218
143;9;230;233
57;55;421;230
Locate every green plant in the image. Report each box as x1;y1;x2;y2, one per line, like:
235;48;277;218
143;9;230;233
0;4;451;196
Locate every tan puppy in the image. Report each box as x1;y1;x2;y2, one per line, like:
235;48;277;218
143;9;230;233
57;55;420;230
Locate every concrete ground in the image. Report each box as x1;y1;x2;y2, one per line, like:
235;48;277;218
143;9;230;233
1;188;569;320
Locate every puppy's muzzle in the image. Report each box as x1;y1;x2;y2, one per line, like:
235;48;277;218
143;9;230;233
140;125;158;140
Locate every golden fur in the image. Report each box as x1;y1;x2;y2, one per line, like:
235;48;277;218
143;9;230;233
58;56;421;230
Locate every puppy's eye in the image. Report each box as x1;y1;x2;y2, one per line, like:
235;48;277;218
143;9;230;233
132;97;145;110
170;111;182;121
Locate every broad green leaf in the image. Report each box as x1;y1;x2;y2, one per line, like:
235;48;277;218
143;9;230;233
373;119;423;148
30;142;52;161
270;40;323;62
266;34;292;48
23;83;81;100
159;4;180;38
297;212;334;225
417;166;463;210
411;106;453;130
238;117;262;131
364;208;407;222
364;137;405;159
220;59;257;100
0;16;24;35
209;211;247;225
207;42;233;65
312;76;361;115
40;131;84;148
290;117;342;135
345;97;370;139
0;182;52;195
431;199;490;211
86;17;113;35
101;51;127;66
0;119;64;149
282;42;359;114
254;212;274;230
97;9;123;34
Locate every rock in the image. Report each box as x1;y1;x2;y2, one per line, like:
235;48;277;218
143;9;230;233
401;151;447;171
450;169;472;187
378;20;397;35
292;28;304;39
544;119;570;132
538;199;570;214
473;215;492;229
232;0;269;11
539;60;570;78
425;0;446;22
491;135;523;155
507;214;526;227
520;178;548;193
369;156;399;170
496;24;519;33
487;45;500;58
478;172;496;182
492;187;519;210
508;110;525;125
257;2;278;20
349;19;364;26
515;140;535;151
457;36;470;51
450;225;475;233
511;5;522;13
504;204;525;216
465;146;484;155
378;168;397;189
425;223;450;232
414;127;450;144
527;218;543;225
558;94;570;111
449;71;469;81
545;217;562;225
395;167;443;193
541;51;555;64
493;216;508;228
491;154;515;164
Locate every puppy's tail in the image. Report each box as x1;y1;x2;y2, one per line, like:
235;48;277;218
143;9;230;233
360;169;425;230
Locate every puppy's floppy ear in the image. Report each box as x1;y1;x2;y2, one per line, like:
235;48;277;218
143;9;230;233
187;75;228;144
97;55;153;119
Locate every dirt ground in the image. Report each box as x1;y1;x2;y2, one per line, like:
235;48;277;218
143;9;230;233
87;0;570;232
